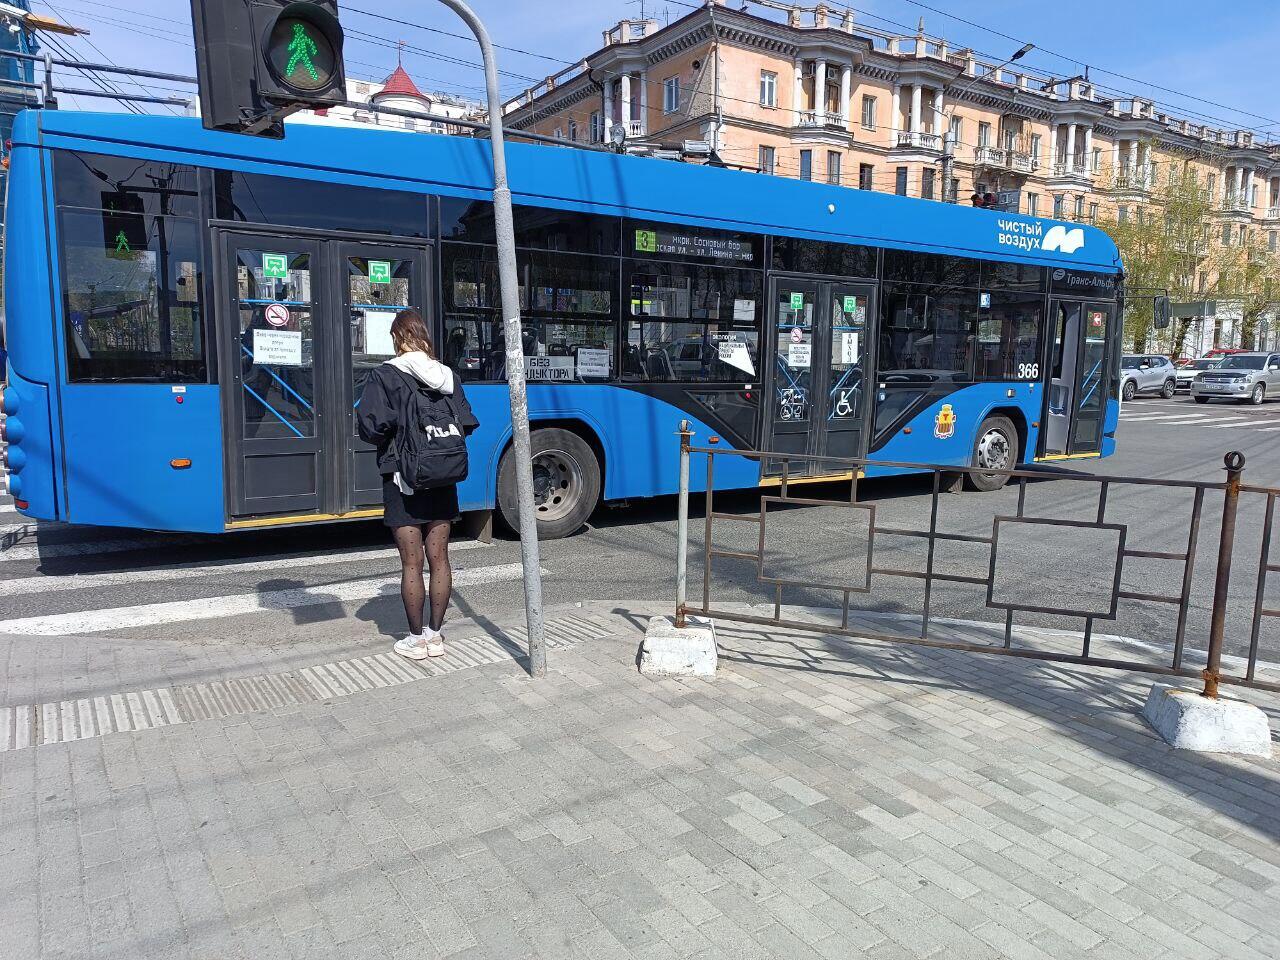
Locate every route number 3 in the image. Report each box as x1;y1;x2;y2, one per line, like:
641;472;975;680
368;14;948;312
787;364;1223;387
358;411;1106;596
1017;363;1040;380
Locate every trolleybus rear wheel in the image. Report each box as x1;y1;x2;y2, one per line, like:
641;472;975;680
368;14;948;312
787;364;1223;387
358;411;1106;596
966;416;1017;492
497;428;601;539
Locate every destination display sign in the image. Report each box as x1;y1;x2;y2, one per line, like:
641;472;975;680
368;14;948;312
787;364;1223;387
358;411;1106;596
628;220;761;266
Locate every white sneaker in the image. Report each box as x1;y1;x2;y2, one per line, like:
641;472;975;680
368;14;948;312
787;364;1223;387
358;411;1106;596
425;635;445;658
394;632;434;660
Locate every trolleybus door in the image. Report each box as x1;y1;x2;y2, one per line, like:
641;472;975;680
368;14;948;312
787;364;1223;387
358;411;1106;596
1044;299;1113;456
219;233;328;517
764;277;873;477
337;242;431;510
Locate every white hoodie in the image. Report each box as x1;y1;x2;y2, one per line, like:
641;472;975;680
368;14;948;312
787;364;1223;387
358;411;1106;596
385;351;456;494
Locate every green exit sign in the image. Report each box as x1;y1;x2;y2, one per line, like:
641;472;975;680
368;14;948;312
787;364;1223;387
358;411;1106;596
368;260;391;284
262;253;288;279
789;291;804;310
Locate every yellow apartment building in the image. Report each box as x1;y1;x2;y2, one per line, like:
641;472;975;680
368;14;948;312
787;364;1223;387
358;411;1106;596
501;3;1280;351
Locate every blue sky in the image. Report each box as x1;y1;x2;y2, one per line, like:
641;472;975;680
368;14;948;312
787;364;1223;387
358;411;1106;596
29;0;1280;136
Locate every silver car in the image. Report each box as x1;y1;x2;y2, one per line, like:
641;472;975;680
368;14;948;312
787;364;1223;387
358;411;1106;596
1120;354;1177;400
1191;352;1280;405
1174;357;1221;391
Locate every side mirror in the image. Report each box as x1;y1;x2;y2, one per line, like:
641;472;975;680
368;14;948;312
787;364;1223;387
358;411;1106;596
1153;295;1172;330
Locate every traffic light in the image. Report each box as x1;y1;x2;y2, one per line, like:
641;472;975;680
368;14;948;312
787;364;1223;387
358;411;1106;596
190;1;346;138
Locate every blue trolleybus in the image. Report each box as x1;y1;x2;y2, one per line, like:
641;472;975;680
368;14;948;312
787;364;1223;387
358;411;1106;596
1;111;1123;537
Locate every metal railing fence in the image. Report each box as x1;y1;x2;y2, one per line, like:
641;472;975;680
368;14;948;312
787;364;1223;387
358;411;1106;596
673;422;1279;697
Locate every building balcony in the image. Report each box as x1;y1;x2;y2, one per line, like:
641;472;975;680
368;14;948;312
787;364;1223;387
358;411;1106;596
1267;205;1280;221
627;120;645;138
1108;168;1153;194
973;147;1035;174
1047;158;1097;186
1220;193;1252;214
796;110;845;130
893;131;941;151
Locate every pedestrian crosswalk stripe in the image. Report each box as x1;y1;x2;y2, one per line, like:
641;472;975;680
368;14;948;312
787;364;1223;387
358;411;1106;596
0;613;619;751
0;541;485;597
0;534;208;564
0;561;536;636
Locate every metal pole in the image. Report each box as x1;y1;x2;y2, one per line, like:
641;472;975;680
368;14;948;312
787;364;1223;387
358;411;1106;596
675;420;693;628
436;0;546;676
1203;450;1245;698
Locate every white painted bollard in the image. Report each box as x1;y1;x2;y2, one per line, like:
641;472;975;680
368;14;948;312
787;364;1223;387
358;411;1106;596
1141;683;1272;758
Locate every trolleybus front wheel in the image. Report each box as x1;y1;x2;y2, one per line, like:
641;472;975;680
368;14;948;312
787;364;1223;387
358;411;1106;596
497;428;601;540
966;416;1017;492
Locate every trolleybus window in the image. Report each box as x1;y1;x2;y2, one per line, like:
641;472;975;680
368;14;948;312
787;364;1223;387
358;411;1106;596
440;198;621;255
53;150;199;218
975;291;1045;381
771;235;878;278
212;170;430;238
442;244;618;382
57;207;206;382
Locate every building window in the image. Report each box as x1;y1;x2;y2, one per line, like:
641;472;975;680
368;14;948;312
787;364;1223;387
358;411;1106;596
1053;194;1064;217
921;167;935;200
859;163;874;190
568;120;578;142
861;95;877;131
1030;134;1041;165
759;70;777;107
977;122;991;148
1088;202;1099;223
1251;184;1260;208
1092;147;1101;173
827;151;842;185
589;111;603;143
895;166;908;196
949;116;962;146
1027;193;1038;217
759;145;775;175
799;149;813;181
553;127;563;140
1074;196;1084;219
1270;231;1277;253
1207;173;1216;198
1117;205;1128;223
663;76;680;113
1221;222;1232;245
950;177;960;202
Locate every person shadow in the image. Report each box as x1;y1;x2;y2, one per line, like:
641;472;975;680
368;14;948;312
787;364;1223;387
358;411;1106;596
255;577;349;626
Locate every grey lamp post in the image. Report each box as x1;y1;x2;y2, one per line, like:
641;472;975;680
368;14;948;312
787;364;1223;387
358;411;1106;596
436;0;546;676
940;43;1034;203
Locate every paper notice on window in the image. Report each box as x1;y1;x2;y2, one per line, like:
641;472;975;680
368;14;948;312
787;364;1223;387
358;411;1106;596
253;328;304;366
524;355;575;382
576;347;611;378
718;340;755;376
361;309;397;357
788;342;812;369
840;331;860;365
733;298;756;323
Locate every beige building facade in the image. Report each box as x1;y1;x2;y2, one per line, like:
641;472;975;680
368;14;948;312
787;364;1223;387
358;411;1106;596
502;3;1280;351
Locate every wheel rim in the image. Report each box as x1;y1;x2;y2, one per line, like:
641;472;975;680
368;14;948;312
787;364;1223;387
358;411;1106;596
976;428;1011;472
1254;385;1265;403
1123;382;1136;399
530;449;584;523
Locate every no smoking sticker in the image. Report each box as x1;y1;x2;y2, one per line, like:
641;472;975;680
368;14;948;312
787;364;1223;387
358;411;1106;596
265;302;291;327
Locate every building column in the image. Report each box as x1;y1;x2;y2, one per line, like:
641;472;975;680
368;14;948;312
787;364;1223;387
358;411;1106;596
1235;165;1245;203
1065;123;1077;170
891;84;901;139
814;59;827;118
1139;142;1151;186
794;61;804;126
1111;139;1121;179
1082;125;1093;171
1244;167;1254;207
909;84;922;136
638;69;648;133
931;88;943;135
839;63;852;125
620;73;632;128
1051;123;1061;165
602;79;613;127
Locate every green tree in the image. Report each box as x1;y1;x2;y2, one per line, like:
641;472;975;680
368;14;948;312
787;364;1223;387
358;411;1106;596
1095;152;1217;356
1214;230;1280;350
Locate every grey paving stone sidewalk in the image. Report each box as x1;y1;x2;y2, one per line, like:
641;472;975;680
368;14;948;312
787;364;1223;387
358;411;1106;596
2;605;1278;960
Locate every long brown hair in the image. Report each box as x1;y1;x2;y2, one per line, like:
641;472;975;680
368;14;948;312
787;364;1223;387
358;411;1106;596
390;308;435;358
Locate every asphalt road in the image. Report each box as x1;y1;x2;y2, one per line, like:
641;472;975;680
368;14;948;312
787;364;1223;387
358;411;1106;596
1;390;1276;687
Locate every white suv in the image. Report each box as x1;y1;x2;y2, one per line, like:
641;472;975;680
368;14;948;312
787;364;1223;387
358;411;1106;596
1120;354;1177;400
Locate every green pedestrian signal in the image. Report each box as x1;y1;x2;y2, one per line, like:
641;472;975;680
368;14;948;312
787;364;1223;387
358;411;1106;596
114;231;131;254
285;23;320;84
267;14;338;94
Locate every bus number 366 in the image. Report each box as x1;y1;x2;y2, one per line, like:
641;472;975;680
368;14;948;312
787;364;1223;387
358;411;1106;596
1017;363;1040;380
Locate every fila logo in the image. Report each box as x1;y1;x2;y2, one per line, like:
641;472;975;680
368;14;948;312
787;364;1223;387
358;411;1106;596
423;423;461;440
1042;225;1086;254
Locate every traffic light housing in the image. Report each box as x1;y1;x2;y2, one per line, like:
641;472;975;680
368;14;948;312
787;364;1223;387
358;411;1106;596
191;1;346;137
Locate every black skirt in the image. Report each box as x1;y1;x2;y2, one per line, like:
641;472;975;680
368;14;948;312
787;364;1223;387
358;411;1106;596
382;476;460;528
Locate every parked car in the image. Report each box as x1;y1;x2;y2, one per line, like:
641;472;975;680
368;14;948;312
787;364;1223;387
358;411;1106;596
1120;354;1177;400
1174;357;1222;391
1191;352;1280;405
